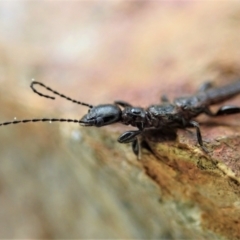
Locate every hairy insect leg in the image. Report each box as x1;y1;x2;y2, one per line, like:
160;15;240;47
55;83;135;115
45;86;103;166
189;120;208;152
198;81;213;92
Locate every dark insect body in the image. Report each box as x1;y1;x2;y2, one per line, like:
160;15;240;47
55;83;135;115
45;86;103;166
1;80;240;159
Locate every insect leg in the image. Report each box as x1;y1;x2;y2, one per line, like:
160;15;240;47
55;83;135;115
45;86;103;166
197;81;213;92
204;106;240;116
161;95;170;103
132;138;142;160
114;101;132;107
189;120;208;152
118;130;142;143
132;139;139;155
215;106;240;116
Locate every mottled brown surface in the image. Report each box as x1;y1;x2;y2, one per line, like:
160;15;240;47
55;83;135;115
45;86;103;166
0;1;240;239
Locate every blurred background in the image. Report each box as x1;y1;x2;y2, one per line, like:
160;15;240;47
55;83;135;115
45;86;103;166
0;1;240;238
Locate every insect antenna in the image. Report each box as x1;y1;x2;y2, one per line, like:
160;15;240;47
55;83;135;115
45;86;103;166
31;81;93;108
0;118;87;127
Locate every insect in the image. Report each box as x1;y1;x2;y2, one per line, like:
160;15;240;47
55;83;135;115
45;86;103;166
1;80;240;159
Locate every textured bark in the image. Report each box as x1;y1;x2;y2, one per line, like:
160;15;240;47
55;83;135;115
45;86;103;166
0;1;240;239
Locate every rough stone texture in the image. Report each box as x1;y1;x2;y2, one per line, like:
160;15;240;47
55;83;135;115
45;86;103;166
0;1;240;239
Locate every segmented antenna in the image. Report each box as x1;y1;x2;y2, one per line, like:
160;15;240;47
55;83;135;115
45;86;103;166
0;118;86;127
31;81;93;108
